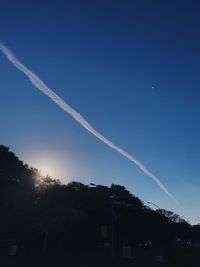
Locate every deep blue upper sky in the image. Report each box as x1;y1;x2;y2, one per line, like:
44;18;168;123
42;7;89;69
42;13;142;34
1;0;200;223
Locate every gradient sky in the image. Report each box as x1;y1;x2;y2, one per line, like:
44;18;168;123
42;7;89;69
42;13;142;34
1;0;200;224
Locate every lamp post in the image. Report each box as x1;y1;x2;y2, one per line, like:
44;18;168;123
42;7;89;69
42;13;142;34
110;195;121;261
90;183;117;261
111;200;114;261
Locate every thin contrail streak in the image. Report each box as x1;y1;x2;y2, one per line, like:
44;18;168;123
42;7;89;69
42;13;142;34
0;42;174;199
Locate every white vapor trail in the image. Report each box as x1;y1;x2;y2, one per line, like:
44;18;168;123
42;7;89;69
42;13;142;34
0;42;174;199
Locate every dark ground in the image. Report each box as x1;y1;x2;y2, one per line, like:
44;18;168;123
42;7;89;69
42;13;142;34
2;247;200;267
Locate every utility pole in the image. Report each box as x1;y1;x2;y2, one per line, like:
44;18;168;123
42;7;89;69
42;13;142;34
111;200;114;261
90;183;117;261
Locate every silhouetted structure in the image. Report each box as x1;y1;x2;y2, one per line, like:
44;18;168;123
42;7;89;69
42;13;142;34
0;144;200;266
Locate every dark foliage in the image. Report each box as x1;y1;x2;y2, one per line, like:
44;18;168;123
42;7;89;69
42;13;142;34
0;144;200;266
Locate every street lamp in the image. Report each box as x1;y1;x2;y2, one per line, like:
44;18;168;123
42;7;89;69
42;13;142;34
110;197;121;261
90;182;117;261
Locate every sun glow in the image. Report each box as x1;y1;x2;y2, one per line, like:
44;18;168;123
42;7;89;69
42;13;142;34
24;148;74;183
40;166;55;177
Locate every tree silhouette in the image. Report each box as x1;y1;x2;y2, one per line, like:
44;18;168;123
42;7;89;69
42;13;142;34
1;144;200;266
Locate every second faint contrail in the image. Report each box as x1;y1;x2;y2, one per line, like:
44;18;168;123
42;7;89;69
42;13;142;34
0;42;174;199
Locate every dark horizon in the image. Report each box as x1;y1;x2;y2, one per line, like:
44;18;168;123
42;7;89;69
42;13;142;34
1;144;200;266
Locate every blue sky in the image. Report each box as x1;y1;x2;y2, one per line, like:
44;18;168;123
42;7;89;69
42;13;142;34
1;0;200;223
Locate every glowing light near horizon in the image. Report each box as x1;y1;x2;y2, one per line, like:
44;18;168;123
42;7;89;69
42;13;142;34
23;149;73;184
39;166;55;177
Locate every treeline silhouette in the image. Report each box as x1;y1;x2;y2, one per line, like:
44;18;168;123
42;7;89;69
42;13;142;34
1;144;200;266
